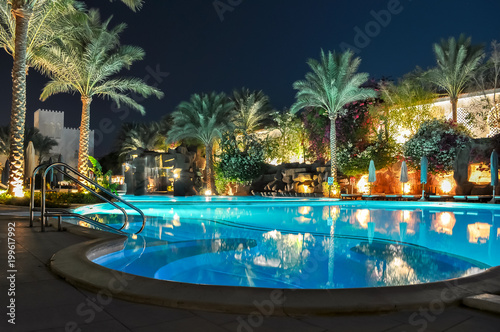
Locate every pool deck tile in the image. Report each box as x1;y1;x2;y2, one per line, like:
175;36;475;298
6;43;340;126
299;314;403;332
132;316;228;332
1;205;500;332
463;293;500;314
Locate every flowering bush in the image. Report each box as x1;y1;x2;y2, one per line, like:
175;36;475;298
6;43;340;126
334;97;397;176
215;132;265;192
337;133;400;176
336;100;374;147
403;119;471;174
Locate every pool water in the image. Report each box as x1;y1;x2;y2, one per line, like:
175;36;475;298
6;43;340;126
74;196;500;289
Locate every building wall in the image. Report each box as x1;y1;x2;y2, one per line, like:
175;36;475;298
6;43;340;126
34;109;94;168
430;89;500;138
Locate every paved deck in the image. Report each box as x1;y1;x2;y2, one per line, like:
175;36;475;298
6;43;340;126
0;205;499;332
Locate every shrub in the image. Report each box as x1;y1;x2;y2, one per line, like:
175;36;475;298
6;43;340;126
403;119;471;174
0;191;102;207
337;132;400;176
263;111;306;164
215;132;265;192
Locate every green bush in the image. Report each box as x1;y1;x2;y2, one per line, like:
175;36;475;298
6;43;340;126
0;191;103;207
215;132;265;192
403;119;471;174
337;132;400;176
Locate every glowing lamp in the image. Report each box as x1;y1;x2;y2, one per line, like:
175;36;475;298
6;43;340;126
440;180;452;194
357;175;369;194
12;185;24;198
205;189;212;196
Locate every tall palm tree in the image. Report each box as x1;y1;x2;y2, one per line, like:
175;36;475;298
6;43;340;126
231;88;272;134
291;50;376;182
36;10;163;176
0;0;143;196
168;92;235;193
426;35;484;122
0;0;82;195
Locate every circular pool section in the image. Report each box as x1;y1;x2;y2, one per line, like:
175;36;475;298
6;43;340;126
73;197;499;289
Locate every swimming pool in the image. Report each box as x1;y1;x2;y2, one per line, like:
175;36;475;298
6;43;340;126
73;196;500;290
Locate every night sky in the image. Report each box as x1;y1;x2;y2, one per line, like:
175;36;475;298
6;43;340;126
0;0;499;156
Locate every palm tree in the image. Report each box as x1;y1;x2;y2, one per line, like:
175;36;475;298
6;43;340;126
0;126;58;166
36;10;163;176
0;0;82;195
291;50;376;183
231;88;272;133
117;122;167;155
168;92;235;194
25;128;58;163
0;0;143;196
379;71;438;138
426;35;484;122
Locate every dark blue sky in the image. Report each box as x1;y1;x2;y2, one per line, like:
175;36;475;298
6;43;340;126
0;0;499;156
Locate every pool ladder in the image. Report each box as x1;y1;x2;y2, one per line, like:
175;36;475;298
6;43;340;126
29;162;146;235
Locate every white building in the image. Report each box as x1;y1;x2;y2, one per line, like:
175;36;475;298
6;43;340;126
34;109;94;168
430;88;500;138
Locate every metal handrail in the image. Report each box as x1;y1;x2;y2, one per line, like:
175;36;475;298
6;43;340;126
44;209;126;234
31;162;146;234
29;164;48;227
48;169;130;231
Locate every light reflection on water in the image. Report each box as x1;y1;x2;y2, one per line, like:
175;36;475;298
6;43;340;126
79;200;499;289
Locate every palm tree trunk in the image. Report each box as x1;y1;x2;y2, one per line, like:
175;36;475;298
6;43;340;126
451;98;458;122
205;143;213;194
7;7;32;196
78;96;92;177
329;114;337;183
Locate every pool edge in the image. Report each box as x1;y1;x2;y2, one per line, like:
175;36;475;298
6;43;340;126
49;229;500;316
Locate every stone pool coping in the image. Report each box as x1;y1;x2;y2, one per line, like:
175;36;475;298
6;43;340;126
49;222;500;316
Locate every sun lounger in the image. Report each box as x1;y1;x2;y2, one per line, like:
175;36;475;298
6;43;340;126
466;195;492;202
402;195;421;201
341;194;363;200
453;195;493;202
361;194;386;200
428;195;454;201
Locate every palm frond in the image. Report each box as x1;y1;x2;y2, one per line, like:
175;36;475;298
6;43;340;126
231;88;272;133
427;34;484;100
291;49;376;117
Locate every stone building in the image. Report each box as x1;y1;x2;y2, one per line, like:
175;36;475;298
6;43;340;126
34;109;94;168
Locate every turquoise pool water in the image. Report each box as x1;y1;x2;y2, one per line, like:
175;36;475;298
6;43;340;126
73;196;500;289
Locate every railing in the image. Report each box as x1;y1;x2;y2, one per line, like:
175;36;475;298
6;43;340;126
29;162;146;234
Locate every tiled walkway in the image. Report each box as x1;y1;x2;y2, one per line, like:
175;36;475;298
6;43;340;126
0;206;499;332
